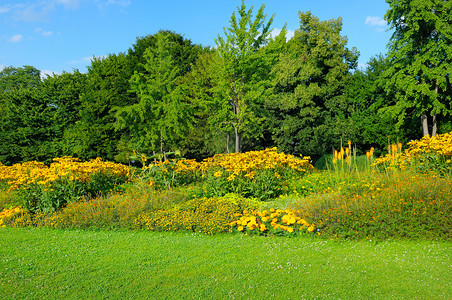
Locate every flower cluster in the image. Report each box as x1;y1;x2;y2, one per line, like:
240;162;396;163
203;147;313;176
406;132;452;158
230;208;317;236
133;195;258;234
0;157;131;212
372;131;452;172
146;148;312;183
0;206;24;227
0;156;130;191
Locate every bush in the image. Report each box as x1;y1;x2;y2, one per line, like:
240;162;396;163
0;157;130;212
134;194;259;234
293;172;451;240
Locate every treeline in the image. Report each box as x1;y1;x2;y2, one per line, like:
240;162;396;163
0;0;450;166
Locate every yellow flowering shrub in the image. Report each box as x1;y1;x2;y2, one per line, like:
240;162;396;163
141;148;313;200
143;158;201;189
230;208;318;236
133;194;259;234
372;131;452;173
0;156;130;190
0;157;131;212
0;206;25;227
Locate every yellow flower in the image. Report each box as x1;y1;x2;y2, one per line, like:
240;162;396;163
308;225;315;232
227;174;235;181
238;226;244;231
287;227;294;233
260;224;267;232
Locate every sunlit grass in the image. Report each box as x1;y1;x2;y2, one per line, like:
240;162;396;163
1;228;450;299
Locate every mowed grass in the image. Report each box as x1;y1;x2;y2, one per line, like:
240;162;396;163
1;228;450;299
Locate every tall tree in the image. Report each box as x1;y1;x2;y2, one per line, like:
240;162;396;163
384;0;452;136
0;86;58;164
347;54;418;152
115;32;194;157
268;12;358;158
41;71;87;144
0;65;41;91
62;54;134;161
127;30;203;78
214;0;274;152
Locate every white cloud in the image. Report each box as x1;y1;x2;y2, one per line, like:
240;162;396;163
99;0;130;12
7;1;81;22
357;63;368;70
12;3;54;22
270;28;295;40
56;0;82;10
365;16;386;27
68;55;107;65
0;4;12;13
106;0;131;7
40;69;60;79
9;34;23;42
35;27;53;36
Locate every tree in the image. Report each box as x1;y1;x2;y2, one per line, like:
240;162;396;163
0;86;58;164
347;54;419;152
115;32;195;157
41;71;87;147
62;54;134;161
127;30;203;78
0;66;53;164
0;69;88;164
268;12;358;158
384;0;452;136
0;65;41;91
214;0;274;152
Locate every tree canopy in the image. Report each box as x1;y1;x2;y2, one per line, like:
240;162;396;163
384;0;452;136
1;1;451;165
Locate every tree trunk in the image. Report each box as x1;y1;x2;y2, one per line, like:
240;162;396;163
421;111;429;136
160;130;167;161
226;133;230;154
432;82;438;136
432;113;437;136
235;127;241;153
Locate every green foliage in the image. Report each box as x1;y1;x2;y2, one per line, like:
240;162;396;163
115;32;199;155
127;30;203;78
0;65;41;91
200;167;293;201
63;54;134;162
299;171;451;240
11;171;128;213
384;0;452;136
0;70;87;165
267;12;358;158
346;55;417;151
15;178;86;213
213;0;275;152
0;86;59;164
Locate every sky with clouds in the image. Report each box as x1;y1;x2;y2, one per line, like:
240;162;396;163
0;0;393;75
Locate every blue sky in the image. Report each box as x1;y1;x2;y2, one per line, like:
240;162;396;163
0;0;393;76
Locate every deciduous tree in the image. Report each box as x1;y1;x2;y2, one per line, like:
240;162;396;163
268;12;358;157
384;0;452;136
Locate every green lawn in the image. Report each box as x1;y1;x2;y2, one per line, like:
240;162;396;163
1;228;450;299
